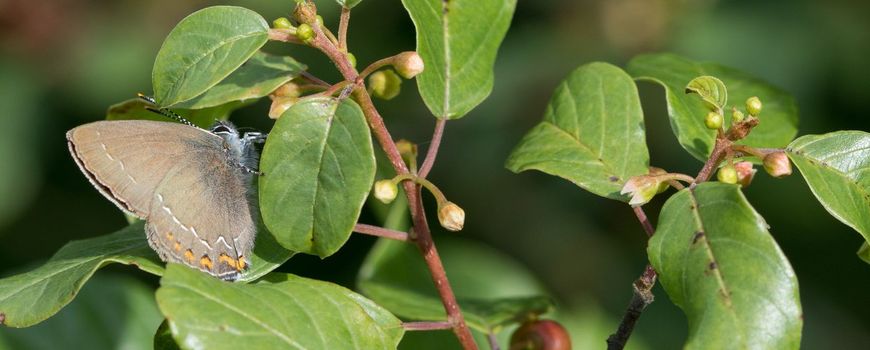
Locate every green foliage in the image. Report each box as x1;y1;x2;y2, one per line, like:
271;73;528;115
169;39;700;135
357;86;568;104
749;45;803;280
685;75;728;111
152;6;269;106
260;98;375;257
0;275;162;350
0;223;162;328
787;131;870;248
627;53;799;161
106;98;246;128
358;238;553;335
649;183;802;349
402;0;517;119
506;62;649;202
172;52;306;109
157;264;403;350
336;0;363;9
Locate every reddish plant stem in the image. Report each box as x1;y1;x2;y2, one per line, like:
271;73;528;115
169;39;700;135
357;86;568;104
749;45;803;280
308;20;478;350
338;7;350;50
694;137;730;184
403;321;454;331
418;118;446;179
354;224;409;241
632;206;654;238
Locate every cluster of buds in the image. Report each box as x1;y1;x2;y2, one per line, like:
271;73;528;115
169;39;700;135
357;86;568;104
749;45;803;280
373;175;465;232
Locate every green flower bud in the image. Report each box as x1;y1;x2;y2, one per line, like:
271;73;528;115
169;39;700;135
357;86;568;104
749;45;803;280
373;179;399;204
763;151;792;178
746;96;762;116
717;164;738;184
394;51;424;79
705;111;723;130
315;15;324;27
346;52;357;68
731;108;745;124
272;17;294;29
620;176;661;207
438;201;465;231
296;23;314;44
368;69;402;100
268;96;298;119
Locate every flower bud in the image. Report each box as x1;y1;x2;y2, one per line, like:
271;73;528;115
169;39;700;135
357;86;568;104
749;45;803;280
438;201;465;231
272;82;300;98
763;151;792;178
731;108;745;124
746;96;762;116
395;139;417;157
272;17;294;29
296;23;314;44
717;164;738;184
293;1;318;24
315;15;324;27
510;319;571;350
394;51;424;79
648;167;670;194
269;96;298;119
705;111;723;130
346;52;357;68
373;180;399;204
733;161;756;187
620;176;660;207
368;69;402;100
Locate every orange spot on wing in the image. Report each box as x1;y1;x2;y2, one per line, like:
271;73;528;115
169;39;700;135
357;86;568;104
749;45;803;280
184;249;194;263
200;255;213;270
166;232;174;241
174;241;181;251
238;256;247;270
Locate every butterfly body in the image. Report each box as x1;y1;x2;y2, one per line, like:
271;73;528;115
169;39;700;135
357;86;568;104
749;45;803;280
67;120;263;281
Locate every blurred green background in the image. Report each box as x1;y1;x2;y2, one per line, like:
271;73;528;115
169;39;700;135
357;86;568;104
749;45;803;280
1;0;868;348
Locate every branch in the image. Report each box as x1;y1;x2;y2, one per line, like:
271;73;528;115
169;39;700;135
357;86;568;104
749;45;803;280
418;118;446;179
338;7;350;50
354;223;409;241
306;20;478;350
606;265;657;350
606;206;657;349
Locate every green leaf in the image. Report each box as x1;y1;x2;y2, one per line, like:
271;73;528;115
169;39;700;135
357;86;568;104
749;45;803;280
648;183;802;349
358;238;553;333
156;264;403;350
154;320;181;350
152;6;269;106
173;52;306;110
260;97;375;257
506;62;650;202
685;75;727;111
786;131;870;247
627;53;799;161
106;98;246;128
0;275;162;350
858;243;870;265
237;220;297;283
336;0;363;9
402;0;517;119
0;223;163;328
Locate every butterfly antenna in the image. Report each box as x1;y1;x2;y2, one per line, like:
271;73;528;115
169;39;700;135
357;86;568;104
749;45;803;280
137;93;197;127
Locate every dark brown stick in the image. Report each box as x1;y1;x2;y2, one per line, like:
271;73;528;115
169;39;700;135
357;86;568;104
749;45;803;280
607;265;657;350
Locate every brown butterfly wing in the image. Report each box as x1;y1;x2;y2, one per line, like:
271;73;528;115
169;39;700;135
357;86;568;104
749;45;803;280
145;147;256;280
66;120;217;217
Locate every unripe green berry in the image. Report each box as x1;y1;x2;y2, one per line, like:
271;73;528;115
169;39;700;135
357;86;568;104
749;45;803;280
368;69;402;100
717;165;738;184
272;17;294;29
705;111;723;130
346;52;357;68
746;96;762;116
732;108;745;124
296;23;314;44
